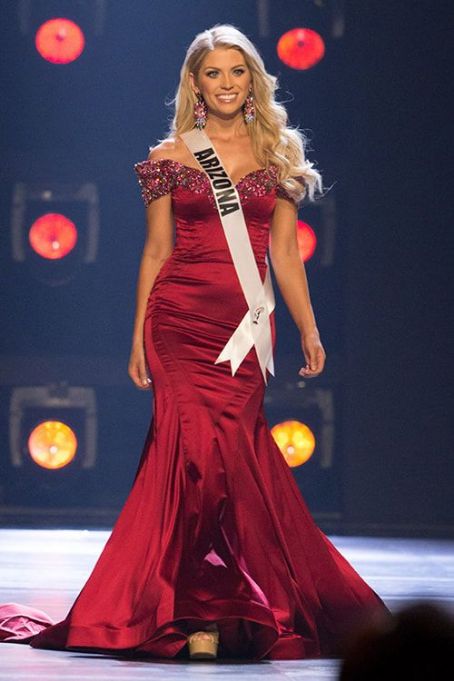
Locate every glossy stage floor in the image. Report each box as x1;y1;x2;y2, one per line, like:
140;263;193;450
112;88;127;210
1;529;453;680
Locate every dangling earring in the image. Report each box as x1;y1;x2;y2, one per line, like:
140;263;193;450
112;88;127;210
193;91;208;130
242;85;256;124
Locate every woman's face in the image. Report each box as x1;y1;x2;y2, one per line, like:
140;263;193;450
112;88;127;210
190;47;252;118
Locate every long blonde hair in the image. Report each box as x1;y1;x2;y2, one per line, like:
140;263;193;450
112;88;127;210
160;23;325;204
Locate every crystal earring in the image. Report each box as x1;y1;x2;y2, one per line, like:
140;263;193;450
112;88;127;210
193;91;208;130
242;86;256;124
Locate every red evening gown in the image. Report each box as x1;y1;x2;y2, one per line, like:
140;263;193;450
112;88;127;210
0;155;391;660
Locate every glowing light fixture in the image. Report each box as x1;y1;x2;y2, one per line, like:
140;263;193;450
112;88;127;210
277;28;325;70
28;420;78;469
28;213;78;260
297;220;317;262
271;420;316;467
35;18;85;64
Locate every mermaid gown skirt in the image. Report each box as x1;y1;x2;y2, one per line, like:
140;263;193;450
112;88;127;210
0;156;391;659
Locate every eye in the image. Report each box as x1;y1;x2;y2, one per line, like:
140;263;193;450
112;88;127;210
206;68;246;77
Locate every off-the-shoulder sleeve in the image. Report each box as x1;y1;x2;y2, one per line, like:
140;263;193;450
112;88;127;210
276;176;307;204
133;158;177;206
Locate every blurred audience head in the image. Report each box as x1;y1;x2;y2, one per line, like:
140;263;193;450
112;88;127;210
339;601;454;680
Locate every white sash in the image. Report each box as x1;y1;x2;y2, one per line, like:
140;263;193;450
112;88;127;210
180;128;275;384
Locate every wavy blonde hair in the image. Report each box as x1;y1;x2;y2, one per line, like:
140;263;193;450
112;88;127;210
159;23;325;204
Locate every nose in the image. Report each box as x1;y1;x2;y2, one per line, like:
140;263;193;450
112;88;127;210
220;76;233;89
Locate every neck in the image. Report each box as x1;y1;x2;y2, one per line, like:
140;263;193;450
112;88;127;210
204;112;248;140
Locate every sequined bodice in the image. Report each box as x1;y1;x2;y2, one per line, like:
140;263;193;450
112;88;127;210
134;158;293;208
133;157;298;268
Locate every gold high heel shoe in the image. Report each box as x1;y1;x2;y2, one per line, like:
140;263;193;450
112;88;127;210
187;629;219;659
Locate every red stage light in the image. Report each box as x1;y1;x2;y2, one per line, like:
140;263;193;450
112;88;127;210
277;28;325;70
268;220;317;263
29;213;78;260
296;220;317;262
35;18;85;64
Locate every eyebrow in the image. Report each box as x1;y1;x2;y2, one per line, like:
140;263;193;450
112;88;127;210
203;64;246;70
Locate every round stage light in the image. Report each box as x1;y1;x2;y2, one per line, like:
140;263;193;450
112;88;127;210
35;18;85;64
297;220;317;262
277;28;325;70
29;213;78;260
28;421;78;469
271;420;316;467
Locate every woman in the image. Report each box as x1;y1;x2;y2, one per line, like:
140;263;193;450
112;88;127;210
0;23;391;661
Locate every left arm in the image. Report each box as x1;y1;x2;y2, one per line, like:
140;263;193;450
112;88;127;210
269;196;326;377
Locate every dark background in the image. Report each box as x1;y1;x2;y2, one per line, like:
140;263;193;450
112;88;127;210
0;1;452;535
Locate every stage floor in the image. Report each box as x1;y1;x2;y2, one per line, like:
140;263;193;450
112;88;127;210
1;529;453;680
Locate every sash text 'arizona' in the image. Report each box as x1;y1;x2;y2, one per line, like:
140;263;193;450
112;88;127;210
194;147;240;216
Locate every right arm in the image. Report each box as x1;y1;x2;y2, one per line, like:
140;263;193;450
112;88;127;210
128;146;174;390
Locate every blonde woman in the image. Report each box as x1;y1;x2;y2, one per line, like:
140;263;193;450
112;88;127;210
0;23;391;661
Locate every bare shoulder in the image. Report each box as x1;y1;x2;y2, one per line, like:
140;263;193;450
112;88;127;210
147;135;190;164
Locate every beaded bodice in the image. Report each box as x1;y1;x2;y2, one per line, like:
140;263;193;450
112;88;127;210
133;158;300;209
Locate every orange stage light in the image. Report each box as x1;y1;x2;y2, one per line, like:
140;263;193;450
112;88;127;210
28;420;78;469
271;420;316;467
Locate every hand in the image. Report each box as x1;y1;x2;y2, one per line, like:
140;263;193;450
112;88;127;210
128;343;153;390
298;329;326;378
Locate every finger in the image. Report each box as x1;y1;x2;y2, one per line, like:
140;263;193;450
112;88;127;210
309;355;319;371
301;360;317;372
299;365;319;377
139;364;152;388
129;365;149;390
136;375;148;390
